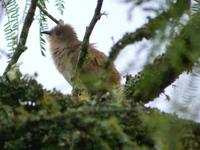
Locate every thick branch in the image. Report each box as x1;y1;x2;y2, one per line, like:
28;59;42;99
105;0;190;69
76;0;104;70
37;3;59;24
125;12;200;103
105;12;169;69
3;0;38;76
105;26;153;70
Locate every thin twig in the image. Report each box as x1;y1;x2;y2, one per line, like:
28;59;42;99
3;0;39;76
76;0;104;70
37;3;59;24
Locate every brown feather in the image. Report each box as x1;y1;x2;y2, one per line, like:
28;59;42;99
46;24;120;93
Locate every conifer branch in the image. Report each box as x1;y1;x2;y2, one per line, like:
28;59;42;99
3;0;39;76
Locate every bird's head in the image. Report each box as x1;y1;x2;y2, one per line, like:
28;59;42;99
42;24;78;45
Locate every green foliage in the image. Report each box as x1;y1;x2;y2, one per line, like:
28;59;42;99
124;1;200;103
21;0;31;23
0;75;43;106
141;109;200;150
39;0;48;56
37;0;65;56
55;0;65;15
4;0;19;52
0;74;200;149
0;75;152;149
2;0;200;149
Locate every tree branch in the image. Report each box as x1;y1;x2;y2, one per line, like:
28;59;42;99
125;12;200;104
105;0;190;70
3;0;39;76
105;26;153;70
37;3;59;24
104;11;169;70
76;0;104;70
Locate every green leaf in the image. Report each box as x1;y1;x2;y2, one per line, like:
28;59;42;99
39;0;49;57
4;0;19;52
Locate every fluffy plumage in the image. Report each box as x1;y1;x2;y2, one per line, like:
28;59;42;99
43;24;120;94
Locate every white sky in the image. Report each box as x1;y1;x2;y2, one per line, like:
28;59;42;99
1;0;200;122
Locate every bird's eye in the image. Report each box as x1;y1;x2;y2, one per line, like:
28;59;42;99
55;30;61;36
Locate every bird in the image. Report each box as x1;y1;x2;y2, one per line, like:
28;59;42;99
42;23;120;96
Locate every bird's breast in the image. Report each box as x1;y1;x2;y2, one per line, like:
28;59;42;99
50;46;74;84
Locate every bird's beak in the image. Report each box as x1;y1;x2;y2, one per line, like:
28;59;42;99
41;31;51;35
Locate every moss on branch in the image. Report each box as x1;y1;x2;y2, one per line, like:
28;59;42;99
125;12;200;103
